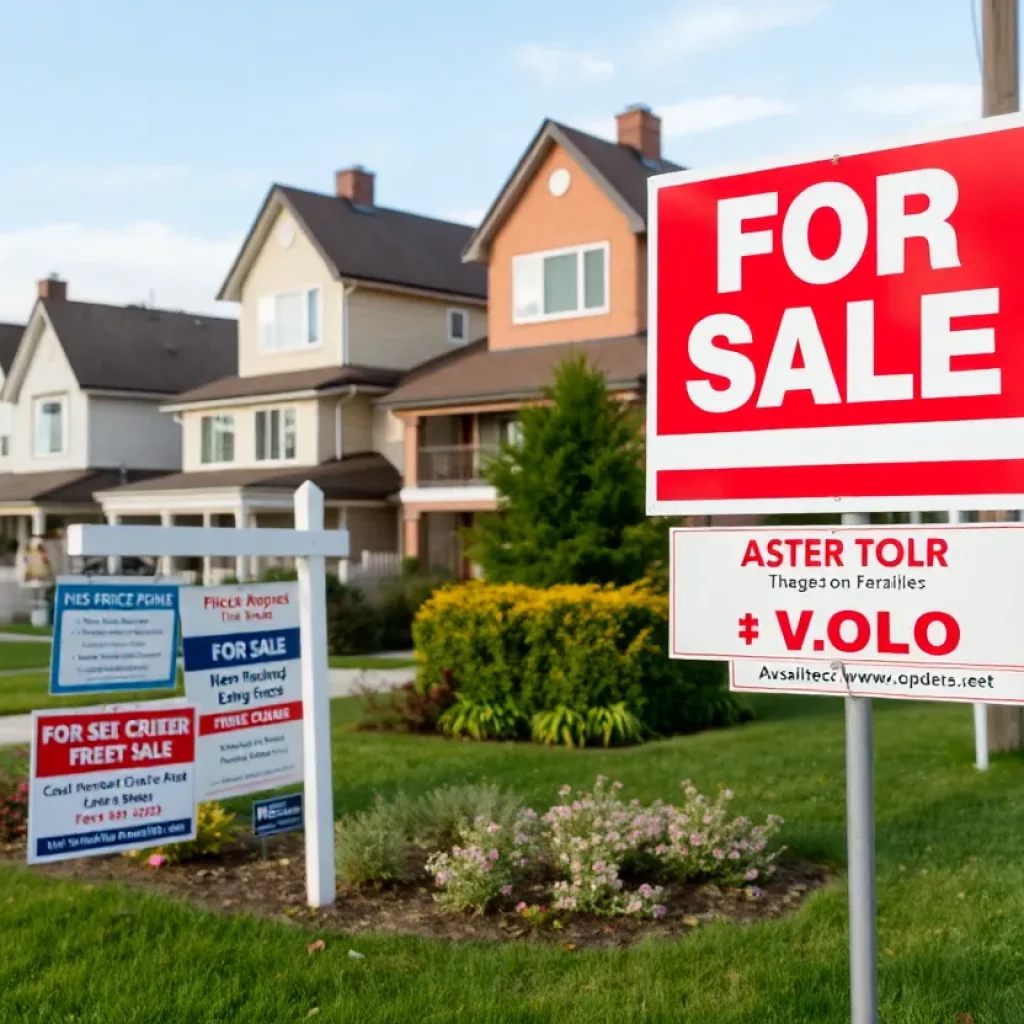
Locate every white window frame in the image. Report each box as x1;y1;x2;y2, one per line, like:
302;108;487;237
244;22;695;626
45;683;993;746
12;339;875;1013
447;307;469;345
511;241;610;325
257;286;324;353
199;413;235;466
254;406;299;463
32;394;68;458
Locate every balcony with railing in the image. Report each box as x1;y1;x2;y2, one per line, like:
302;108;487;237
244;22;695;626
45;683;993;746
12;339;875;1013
417;444;498;486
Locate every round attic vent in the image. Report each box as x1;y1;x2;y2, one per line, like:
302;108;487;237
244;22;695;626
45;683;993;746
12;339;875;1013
278;219;295;248
548;167;571;197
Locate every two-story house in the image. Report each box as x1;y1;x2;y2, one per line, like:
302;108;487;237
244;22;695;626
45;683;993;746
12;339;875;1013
95;166;487;583
383;105;678;576
0;276;236;559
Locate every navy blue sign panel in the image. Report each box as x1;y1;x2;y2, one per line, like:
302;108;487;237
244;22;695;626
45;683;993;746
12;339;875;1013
252;793;303;838
182;627;301;673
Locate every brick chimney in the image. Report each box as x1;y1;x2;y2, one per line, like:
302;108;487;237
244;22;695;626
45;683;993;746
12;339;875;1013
335;165;374;207
38;274;67;301
616;104;661;162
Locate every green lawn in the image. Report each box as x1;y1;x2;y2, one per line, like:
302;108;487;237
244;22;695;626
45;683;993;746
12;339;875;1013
328;655;417;670
3;695;1024;1022
0;640;52;672
0;671;184;716
0;622;52;637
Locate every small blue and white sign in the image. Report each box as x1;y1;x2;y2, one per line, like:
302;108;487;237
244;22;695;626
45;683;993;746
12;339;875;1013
253;793;303;838
49;578;180;696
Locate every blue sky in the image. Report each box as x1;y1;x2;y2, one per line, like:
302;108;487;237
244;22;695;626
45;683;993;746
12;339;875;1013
0;0;988;320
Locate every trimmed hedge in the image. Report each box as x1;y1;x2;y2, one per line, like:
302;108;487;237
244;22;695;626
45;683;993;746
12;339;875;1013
413;582;746;738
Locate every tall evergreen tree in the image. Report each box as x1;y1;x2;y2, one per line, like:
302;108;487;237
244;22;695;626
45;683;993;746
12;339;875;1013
467;356;659;586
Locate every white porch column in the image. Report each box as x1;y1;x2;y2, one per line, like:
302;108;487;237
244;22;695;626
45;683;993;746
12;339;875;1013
248;510;262;580
159;512;174;576
106;513;122;575
234;505;247;581
31;508;46;537
201;511;213;585
337;505;349;580
16;516;28;547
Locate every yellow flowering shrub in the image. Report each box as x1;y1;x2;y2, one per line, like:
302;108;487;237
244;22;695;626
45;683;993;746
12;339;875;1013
413;582;745;739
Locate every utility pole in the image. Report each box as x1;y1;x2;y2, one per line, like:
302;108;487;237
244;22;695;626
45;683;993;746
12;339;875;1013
981;0;1022;753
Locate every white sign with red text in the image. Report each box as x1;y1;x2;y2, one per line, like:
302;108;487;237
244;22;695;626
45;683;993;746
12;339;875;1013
648;113;1024;514
670;525;1024;703
180;582;303;801
28;704;197;864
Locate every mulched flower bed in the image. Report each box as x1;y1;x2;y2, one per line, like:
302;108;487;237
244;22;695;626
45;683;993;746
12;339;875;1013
1;838;831;949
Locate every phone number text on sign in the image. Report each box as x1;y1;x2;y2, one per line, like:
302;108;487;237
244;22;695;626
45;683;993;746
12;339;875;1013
670;525;1024;672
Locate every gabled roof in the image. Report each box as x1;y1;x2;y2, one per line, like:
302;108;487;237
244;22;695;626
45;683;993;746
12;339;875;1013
463;119;683;263
166;364;404;409
0;468;167;505
218;186;488;303
2;300;237;402
383;333;647;410
0;322;24;375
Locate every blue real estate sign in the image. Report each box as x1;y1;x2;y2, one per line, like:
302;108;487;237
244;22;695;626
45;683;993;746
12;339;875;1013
252;793;303;838
49;579;180;696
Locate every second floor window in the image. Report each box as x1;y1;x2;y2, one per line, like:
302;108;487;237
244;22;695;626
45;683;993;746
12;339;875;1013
447;308;468;345
512;243;608;323
258;287;321;352
33;396;65;456
200;414;235;464
255;407;297;461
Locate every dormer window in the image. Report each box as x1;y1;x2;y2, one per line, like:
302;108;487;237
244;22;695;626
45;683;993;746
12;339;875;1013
512;242;609;324
447;308;468;345
258;287;322;352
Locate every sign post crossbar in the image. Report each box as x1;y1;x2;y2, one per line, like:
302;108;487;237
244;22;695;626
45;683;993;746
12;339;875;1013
66;481;344;909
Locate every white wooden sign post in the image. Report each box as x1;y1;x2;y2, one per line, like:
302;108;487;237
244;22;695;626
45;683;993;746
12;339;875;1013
66;481;345;908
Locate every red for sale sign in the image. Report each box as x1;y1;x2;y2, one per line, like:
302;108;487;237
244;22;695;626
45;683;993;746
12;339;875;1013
647;114;1024;514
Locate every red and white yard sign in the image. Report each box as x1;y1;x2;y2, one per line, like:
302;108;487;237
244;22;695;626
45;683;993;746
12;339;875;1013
647;113;1024;514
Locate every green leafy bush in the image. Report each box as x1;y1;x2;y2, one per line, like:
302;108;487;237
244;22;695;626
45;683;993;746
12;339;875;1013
360;677;455;733
438;695;525;741
335;794;417;886
414;581;747;743
126;802;240;864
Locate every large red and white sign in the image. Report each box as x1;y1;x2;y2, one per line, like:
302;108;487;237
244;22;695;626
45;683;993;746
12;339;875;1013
648;114;1024;514
670;524;1024;703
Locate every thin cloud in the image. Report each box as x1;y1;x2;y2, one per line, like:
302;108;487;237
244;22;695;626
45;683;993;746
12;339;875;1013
0;221;240;322
441;206;487;226
845;83;981;124
576;94;795;141
514;43;615;85
642;0;827;64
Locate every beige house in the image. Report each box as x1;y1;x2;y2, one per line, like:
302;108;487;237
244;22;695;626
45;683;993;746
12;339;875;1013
96;166;486;583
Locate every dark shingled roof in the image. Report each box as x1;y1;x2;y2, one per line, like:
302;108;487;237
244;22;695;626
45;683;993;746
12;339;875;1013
384;334;647;409
0;322;24;375
41;300;237;395
0;468;167;505
553;121;683;224
99;452;400;501
170;365;404;405
254;186;487;299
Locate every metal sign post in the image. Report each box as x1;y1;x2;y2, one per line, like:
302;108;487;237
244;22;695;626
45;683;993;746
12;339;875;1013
843;510;877;1024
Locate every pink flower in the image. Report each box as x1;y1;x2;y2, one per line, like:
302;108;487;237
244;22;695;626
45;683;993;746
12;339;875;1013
713;848;725;860
487;823;501;834
501;885;512;896
745;868;759;881
488;848;499;861
147;854;167;869
516;901;527;912
652;905;667;918
728;850;741;860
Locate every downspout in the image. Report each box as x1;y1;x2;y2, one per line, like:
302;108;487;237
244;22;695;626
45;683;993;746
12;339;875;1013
342;281;358;365
335;385;358;461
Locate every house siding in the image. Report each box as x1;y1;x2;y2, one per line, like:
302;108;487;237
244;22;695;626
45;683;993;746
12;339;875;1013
371;405;405;472
238;208;344;378
10;322;89;472
345;287;485;370
341;395;374;454
487;143;642;351
346;505;398;560
87;396;181;470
